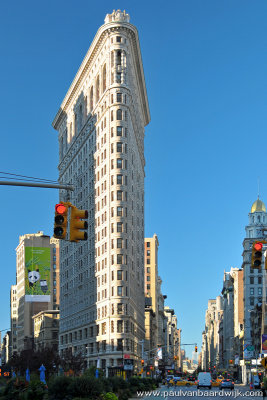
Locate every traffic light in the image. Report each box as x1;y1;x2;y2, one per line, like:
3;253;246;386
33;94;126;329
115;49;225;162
141;359;144;366
195;345;198;353
54;202;69;239
69;206;88;242
251;241;263;269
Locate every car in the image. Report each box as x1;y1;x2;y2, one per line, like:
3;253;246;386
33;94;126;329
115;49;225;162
173;376;182;382
197;372;212;389
219;379;234;390
188;376;196;381
211;379;220;387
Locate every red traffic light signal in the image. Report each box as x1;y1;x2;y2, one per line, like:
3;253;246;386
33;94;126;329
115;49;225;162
254;242;263;251
54;202;69;239
252;241;263;269
195;345;198;352
55;203;67;214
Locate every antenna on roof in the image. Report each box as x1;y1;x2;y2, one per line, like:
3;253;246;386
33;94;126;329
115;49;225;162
258;177;260;199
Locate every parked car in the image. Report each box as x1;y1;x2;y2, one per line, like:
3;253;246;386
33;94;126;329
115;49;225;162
219;379;234;390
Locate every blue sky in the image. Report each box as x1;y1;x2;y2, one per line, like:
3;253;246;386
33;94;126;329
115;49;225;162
1;0;267;355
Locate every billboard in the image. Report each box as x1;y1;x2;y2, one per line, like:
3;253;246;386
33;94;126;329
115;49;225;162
25;247;51;302
262;335;267;354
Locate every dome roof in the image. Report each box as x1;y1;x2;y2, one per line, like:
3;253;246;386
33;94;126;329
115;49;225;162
251;198;266;213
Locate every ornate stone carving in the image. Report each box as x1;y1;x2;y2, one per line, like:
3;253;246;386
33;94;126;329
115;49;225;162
104;9;130;24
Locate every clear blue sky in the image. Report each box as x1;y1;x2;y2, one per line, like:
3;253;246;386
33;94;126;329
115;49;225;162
1;0;267;355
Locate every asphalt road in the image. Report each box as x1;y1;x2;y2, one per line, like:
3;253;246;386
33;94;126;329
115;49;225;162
138;385;264;399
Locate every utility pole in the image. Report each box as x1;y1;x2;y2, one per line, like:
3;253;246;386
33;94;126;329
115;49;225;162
0;180;73;191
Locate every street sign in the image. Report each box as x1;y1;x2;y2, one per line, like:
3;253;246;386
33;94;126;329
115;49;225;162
244;344;254;359
261;357;267;369
124;359;133;370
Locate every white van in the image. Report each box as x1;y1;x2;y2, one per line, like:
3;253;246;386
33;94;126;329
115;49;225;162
251;374;260;389
197;372;212;389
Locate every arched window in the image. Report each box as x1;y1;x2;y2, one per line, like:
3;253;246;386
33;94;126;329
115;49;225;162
102;64;106;92
116;109;122;120
117;50;122;66
84;96;87;118
79;104;83;128
111;110;114;122
90;87;94;111
69;122;72;141
96;76;100;102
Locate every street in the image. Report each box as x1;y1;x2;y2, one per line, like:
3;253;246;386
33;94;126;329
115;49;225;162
139;385;264;399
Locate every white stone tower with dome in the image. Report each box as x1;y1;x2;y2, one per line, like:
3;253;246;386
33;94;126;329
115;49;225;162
241;197;267;382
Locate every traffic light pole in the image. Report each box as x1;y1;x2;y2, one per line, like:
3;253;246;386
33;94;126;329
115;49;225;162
0;180;74;191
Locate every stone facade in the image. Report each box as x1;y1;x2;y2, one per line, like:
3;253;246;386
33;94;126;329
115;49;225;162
52;10;150;374
33;310;59;351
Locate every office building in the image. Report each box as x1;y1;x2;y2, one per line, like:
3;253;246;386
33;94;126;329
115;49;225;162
12;232;60;353
52;10;150;374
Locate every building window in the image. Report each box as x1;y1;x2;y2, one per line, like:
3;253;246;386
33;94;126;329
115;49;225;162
147;284;150;290
102;64;106;92
117;190;123;200
117;93;122;102
116;109;122;120
117;238;123;248
147;259;150;265
147;276;150;282
117;320;123;333
117;339;123;351
250;297;254;306
250;277;254;284
117;286;123;296
258;276;262;284
147;267;150;273
102;340;106;352
117;175;123;185
117;223;123;232
117;270;123;280
117;126;122;136
116;73;122;83
101;323;106;335
117;142;123;152
117;206;123;216
96;76;100;102
147;242;150;248
117;254;123;264
258;288;262;295
117;304;123;314
147;250;150;256
117;158;123;168
116;36;122;43
90;87;94;111
250;288;254;295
